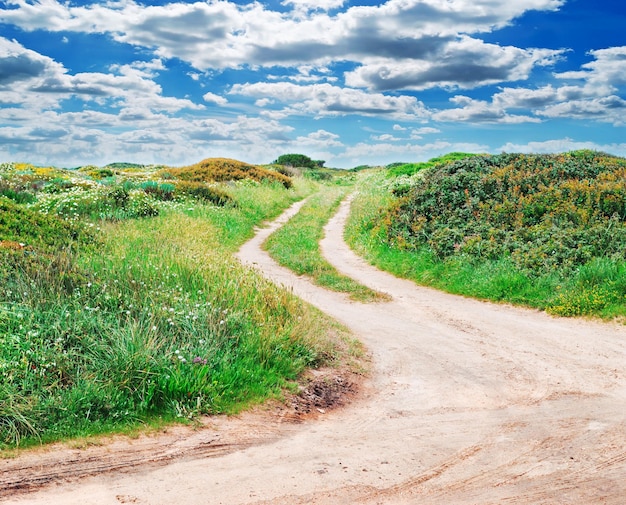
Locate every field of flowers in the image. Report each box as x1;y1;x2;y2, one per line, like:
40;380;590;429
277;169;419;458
0;160;343;448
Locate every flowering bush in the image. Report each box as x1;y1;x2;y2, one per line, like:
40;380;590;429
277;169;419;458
174;181;232;206
160;157;293;189
382;151;626;275
32;186;160;221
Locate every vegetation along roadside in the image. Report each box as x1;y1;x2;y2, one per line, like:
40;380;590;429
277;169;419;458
0;158;357;449
346;151;626;320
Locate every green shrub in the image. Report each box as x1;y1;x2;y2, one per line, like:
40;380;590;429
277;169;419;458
304;169;333;181
88;168;115;180
381;152;626;275
0;181;36;204
159;158;292;189
140;181;176;201
547;286;619;317
0;196;92;251
272;164;301;178
174;181;232;206
105;162;145;170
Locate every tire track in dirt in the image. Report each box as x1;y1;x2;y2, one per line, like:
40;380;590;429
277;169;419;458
4;194;626;505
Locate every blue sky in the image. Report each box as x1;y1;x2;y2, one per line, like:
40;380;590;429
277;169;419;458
1;0;625;168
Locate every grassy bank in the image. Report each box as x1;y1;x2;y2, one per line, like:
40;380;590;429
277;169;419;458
0;163;351;448
346;153;626;320
263;182;386;302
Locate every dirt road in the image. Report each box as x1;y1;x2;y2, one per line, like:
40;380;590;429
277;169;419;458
3;196;626;504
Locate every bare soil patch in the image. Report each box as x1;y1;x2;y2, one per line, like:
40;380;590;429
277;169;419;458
0;368;358;500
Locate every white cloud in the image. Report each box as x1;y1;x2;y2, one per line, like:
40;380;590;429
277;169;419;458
282;0;345;13
253;98;273;108
0;37;68;108
408;127;440;139
432;95;541;123
0;38;202;114
285;65;337;83
539;96;626;125
468;48;626;124
306;129;342;142
491;85;586;109
2;1;623;168
230;82;428;120
339;140;489;166
412;126;440;135
557;46;626;88
498;138;626;157
371;134;401;142
345;38;564;91
0;0;566;91
0;106;300;166
428;44;626;125
294;129;343;148
202;92;228;106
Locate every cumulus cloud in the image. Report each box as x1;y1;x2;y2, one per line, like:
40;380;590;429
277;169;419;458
339;139;489;166
0;0;566;91
0;125;66;144
498;138;626;157
436;47;626;125
423;43;626;126
345;39;564;91
371;134;401;142
0;38;53;86
432;95;541;123
491;85;587;109
293;129;343;148
203;92;228;106
0;37;202;115
524;46;626;123
282;0;345;13
2;0;622;168
539;96;626;125
412;126;440;135
0;37;69;108
0;104;300;166
230;82;428;119
557;46;626;88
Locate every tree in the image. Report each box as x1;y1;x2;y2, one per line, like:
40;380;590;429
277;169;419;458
274;153;315;169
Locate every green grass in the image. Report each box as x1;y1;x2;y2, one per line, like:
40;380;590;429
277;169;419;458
345;169;626;320
263;183;387;303
0;174;357;449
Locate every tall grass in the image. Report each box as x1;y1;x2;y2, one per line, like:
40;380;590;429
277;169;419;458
345;170;626;320
263;184;387;302
0;178;352;448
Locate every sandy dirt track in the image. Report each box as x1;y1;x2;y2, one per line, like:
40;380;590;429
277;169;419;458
3;195;626;504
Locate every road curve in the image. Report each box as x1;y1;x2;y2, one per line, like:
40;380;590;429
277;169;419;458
6;195;626;505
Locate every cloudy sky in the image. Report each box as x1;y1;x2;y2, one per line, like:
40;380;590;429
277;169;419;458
1;0;625;168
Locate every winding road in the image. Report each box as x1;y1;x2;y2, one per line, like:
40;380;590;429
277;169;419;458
4;196;626;504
